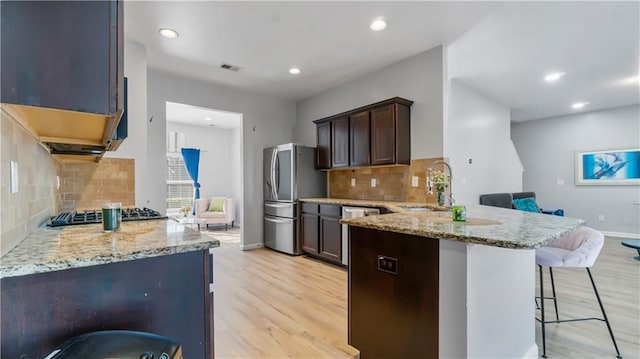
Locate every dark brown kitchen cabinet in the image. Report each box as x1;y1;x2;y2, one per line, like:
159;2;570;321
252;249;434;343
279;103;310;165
316;121;331;169
371;103;410;165
1;250;214;359
313;97;412;169
349;110;370;166
331;117;350;168
320;216;341;261
0;0;125;156
300;202;343;266
1;0;123;115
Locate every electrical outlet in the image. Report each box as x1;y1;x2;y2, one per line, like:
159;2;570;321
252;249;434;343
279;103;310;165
10;161;18;194
371;178;377;187
556;179;565;186
412;176;419;187
598;214;605;221
351;178;356;187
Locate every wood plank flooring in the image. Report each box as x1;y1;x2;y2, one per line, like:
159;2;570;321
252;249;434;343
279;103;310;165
212;232;639;358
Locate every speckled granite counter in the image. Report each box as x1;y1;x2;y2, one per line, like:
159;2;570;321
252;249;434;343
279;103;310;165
341;205;584;249
299;197;447;212
0;219;219;278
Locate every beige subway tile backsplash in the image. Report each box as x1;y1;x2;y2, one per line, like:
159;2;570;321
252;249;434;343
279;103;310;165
327;157;444;203
58;158;135;211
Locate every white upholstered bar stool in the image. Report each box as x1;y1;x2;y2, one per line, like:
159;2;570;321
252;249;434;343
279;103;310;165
535;226;622;358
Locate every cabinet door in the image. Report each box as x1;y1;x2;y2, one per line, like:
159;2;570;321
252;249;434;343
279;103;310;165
1;0;122;115
331;117;349;168
371;104;396;165
320;216;341;262
349;111;370;166
301;213;319;254
316;121;331;169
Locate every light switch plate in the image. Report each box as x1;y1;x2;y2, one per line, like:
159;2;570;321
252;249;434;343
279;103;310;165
556;179;565;186
371;178;377;187
10;161;18;194
351;178;356;187
411;176;419;187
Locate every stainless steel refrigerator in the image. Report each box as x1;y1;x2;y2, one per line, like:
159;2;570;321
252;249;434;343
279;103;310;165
264;143;326;254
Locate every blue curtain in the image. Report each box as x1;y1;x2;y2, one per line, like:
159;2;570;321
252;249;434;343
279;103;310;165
181;148;201;214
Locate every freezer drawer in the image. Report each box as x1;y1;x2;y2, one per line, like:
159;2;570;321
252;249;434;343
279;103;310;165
264;201;296;218
264;215;301;255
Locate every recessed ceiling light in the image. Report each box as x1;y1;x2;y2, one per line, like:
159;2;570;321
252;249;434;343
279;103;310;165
289;67;301;75
159;28;179;39
571;101;590;109
204;117;212;121
544;72;566;82
370;18;387;31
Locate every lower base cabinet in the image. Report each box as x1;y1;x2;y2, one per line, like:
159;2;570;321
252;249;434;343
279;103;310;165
1;250;214;359
301;202;343;265
349;226;438;358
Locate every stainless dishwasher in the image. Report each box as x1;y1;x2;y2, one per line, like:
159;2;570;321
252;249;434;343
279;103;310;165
341;207;381;265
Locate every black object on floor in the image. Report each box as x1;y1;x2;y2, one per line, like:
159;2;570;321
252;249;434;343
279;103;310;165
44;330;183;359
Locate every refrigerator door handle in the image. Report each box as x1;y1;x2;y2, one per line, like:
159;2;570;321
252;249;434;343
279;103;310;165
274;149;280;199
270;148;278;200
264;216;293;224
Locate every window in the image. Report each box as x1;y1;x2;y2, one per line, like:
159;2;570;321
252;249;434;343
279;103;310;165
166;153;193;211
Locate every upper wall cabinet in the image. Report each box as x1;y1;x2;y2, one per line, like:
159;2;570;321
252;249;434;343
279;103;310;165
1;0;124;160
313;97;413;169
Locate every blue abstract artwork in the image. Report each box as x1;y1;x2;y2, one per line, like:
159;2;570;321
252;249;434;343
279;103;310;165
576;148;640;185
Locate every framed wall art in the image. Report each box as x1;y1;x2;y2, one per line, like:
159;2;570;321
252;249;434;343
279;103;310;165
575;147;640;185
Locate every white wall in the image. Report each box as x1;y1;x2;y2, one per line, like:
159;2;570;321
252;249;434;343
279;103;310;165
444;79;523;205
295;46;444;159
166;122;238;219
104;40;150;207
148;69;296;249
512;105;640;236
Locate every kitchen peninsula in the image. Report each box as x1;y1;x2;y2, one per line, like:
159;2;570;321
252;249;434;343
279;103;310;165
342;205;584;358
0;220;219;359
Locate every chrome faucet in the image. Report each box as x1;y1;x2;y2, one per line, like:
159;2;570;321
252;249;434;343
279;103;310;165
427;160;454;206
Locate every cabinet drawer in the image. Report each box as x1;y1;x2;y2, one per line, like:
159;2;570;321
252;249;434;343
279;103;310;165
320;204;341;217
301;202;319;214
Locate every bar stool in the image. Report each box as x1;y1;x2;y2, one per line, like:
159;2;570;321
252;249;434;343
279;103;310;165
535;226;622;358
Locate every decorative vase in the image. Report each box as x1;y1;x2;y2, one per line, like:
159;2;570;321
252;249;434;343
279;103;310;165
437;191;446;207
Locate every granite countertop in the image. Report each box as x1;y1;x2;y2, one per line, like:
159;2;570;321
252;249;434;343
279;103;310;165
299;197;448;212
0;219;220;278
340;205;585;249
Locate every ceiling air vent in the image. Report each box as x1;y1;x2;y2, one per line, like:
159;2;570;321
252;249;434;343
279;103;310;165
220;63;242;72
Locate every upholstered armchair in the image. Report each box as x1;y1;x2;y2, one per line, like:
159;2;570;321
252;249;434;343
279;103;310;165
195;197;235;230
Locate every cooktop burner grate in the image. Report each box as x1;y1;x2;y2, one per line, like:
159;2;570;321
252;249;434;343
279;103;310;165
48;208;167;227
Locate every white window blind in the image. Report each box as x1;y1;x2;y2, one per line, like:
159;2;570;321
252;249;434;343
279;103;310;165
166;153;193;210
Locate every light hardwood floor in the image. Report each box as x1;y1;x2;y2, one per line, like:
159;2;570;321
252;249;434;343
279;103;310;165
212;233;639;358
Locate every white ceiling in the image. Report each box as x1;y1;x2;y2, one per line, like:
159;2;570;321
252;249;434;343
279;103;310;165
166;101;241;129
125;1;639;124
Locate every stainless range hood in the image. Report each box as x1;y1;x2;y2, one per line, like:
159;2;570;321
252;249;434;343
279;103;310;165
2;102;124;162
1;77;128;162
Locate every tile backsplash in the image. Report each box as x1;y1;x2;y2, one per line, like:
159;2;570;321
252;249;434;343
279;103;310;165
58;158;135;211
328;157;444;203
1;110;60;256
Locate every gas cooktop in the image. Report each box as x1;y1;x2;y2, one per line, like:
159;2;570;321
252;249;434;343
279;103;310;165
48;208;167;227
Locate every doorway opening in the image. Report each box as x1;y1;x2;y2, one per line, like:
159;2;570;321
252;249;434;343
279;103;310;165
165;101;243;243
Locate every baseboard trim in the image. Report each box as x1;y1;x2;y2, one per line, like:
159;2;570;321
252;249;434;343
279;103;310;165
602;231;640;239
240;243;263;251
522;343;538;359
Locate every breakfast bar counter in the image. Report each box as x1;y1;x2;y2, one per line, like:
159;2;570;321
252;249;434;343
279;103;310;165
343;205;584;359
1;220;218;359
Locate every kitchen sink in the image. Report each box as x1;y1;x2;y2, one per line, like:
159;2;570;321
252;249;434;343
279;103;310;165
399;206;430;212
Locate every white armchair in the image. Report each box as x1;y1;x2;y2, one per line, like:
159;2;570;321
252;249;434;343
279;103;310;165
195;197;235;230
